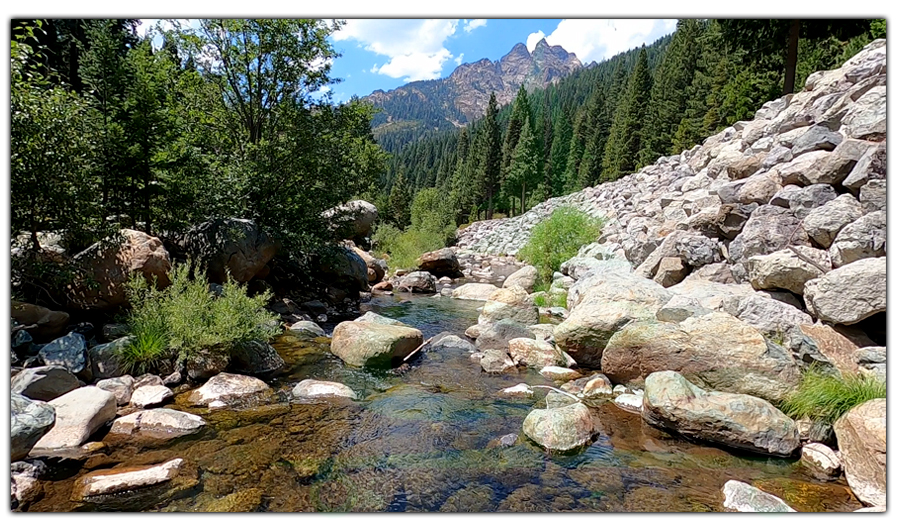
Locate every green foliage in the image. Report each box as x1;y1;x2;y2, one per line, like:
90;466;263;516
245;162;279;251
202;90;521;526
372;186;457;270
518;207;604;285
779;368;886;426
601;46;652;180
533;289;568;309
124;263;278;368
387;173;412;228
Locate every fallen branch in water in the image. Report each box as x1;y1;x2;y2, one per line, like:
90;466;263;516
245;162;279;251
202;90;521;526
403;337;433;363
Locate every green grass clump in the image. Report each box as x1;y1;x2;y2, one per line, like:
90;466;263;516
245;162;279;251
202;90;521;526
122;263;278;373
518;207;605;286
533;289;568;309
779;368;886;425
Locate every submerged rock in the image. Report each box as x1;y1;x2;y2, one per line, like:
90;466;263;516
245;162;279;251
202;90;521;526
522;402;594;451
451;282;499;301
292;379;357;399
539;366;581;382
480;349;517;374
110;409;206;440
475;319;535;351
642;371;799;457
722;480;796;512
285;320;326;339
71;458;197;511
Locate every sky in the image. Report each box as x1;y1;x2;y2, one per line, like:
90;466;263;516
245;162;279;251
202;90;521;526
136;19;677;103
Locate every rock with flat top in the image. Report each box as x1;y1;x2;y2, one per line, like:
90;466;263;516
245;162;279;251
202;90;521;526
31;386;117;451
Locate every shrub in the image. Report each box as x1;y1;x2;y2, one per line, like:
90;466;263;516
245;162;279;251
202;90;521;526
518;207;605;285
122;263;278;371
372;188;457;271
779;367;886;426
533;289;568;309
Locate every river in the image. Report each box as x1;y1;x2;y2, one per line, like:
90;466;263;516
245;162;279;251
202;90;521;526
25;292;862;512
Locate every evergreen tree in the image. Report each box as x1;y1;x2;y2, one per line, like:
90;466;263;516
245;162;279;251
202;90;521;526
388;173;412;228
503;115;539;216
478;92;502;219
549;103;574;196
601;46;652;180
577;82;611;187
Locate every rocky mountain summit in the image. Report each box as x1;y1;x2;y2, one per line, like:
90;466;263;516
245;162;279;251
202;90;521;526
366;39;581;134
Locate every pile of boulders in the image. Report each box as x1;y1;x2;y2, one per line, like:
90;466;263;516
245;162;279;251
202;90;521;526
457;40;887;509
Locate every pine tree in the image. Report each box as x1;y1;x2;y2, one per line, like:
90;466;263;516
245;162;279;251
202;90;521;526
503;115;539;217
478;92;502;220
388;173;411;228
549;103;574;196
601;46;652;180
577;82;611;188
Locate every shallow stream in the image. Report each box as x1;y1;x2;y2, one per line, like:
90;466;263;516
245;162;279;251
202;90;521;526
26;292;863;512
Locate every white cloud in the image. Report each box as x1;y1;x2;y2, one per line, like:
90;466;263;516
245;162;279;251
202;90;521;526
464;19;487;33
455;53;464;66
333;19;460;81
540;19;677;63
526;30;546;52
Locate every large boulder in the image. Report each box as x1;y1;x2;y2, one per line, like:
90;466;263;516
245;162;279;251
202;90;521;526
396;270;437;293
747;247;831;295
507;338;566;368
477;286;539;326
187;373;270;407
829;211;886;268
322;200;378;241
180;218;277;284
602;313;800;402
38;332;90;380
728;205;810;270
554;271;671;369
522;402;595;451
451;282;499;301
313;245;370;299
722;294;813;341
480;349;517;374
330;321;423;368
31;386;117;451
416;248;463;279
502;265;538;293
88;336;133;380
642;371;799;456
110;409;206;440
842;141;885;191
285;320;326;339
227;340;285;379
803;257;886;325
11;393;56;461
11;366;82;401
69;229;172;310
349;243;386;283
834;398;886;507
801;193;865;247
475;319;535;351
10;302;69;341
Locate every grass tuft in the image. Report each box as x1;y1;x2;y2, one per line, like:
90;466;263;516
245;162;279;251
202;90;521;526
517;207;604;286
779;367;886;425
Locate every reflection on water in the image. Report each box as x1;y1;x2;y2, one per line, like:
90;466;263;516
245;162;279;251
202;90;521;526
25;294;863;512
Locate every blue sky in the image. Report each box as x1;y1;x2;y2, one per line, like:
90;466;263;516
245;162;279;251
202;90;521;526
137;19;677;103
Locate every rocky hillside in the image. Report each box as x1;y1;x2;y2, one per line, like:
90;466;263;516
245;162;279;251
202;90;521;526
367;39;581;137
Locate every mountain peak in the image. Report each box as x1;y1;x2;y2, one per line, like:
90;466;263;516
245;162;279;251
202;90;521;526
364;40;582;146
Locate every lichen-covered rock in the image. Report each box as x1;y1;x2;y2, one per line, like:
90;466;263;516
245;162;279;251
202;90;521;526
728;206;810;269
858;178;885;214
804;257;886;325
331;321;422;368
642;371;799;456
88;337;133;380
522;402;594;451
834;399;886;507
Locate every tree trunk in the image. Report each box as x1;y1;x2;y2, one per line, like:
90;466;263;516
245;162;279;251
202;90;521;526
521;183;526;216
783;19;801;95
